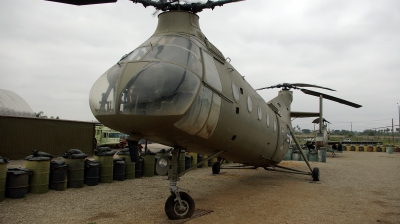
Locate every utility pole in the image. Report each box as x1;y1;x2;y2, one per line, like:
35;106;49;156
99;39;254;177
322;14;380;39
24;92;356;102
398;103;400;136
392;118;394;144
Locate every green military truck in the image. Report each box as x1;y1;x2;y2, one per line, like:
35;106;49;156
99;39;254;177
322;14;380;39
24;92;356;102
94;125;122;148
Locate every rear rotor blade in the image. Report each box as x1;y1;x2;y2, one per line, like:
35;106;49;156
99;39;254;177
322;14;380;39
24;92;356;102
300;89;362;108
292;83;336;91
256;86;277;91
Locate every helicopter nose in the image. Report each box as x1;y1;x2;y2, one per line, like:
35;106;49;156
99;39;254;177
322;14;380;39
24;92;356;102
89;61;201;118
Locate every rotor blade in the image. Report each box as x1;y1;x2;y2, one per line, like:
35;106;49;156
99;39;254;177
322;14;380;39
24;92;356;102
191;0;245;12
291;83;336;91
45;0;117;5
300;89;362;108
256;86;275;91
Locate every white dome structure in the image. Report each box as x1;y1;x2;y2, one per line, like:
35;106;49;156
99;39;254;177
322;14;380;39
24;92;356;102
0;89;35;117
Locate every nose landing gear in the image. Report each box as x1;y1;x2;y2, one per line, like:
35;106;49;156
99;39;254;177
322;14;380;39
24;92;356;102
164;149;224;220
165;190;195;219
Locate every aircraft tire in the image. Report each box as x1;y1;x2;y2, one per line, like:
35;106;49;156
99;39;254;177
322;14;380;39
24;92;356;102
212;162;221;174
312;167;320;181
165;192;195;220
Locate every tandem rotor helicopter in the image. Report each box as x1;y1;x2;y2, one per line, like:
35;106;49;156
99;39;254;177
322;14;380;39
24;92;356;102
46;0;362;220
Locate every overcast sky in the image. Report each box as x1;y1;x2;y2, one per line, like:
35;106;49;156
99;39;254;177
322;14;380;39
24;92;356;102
1;0;399;132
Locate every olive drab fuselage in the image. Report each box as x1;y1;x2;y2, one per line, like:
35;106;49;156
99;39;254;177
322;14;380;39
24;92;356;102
89;11;293;167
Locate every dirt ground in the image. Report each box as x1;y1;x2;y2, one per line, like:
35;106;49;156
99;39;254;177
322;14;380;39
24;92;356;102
0;151;399;224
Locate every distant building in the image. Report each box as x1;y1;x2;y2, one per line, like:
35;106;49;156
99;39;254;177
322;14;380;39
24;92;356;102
0;89;95;159
0;89;35;117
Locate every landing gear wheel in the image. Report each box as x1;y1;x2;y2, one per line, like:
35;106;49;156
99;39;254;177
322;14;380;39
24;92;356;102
165;192;195;220
212;161;221;174
312;167;320;181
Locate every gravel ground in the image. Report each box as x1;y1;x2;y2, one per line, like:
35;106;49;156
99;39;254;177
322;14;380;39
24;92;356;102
0;151;399;224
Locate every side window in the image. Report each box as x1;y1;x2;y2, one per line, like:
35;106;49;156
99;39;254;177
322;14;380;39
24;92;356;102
232;83;240;102
257;106;262;120
273;119;277;132
266;113;270;127
202;51;222;92
247;96;253;113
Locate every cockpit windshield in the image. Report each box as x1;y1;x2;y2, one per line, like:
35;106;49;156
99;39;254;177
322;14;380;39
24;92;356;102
119;62;200;116
143;35;202;77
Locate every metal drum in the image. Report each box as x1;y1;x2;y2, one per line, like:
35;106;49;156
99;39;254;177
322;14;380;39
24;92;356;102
197;154;204;168
188;152;197;170
284;149;292;161
25;158;51;194
346;145;351;151
202;155;208;168
94;155;114;183
299;149;309;162
382;146;386;152
0;157;9;201
308;152;318;162
6;168;31;199
143;154;155;177
355;145;359;152
208;156;218;167
377;146;382;152
318;148;327;163
135;157;143;178
185;154;191;170
113;158;125;181
386;146;393;154
63;158;85;188
359;145;365;152
84;160;100;186
291;152;301;161
351;146;356;151
154;156;160;175
373;146;377;152
49;160;68;191
118;154;135;179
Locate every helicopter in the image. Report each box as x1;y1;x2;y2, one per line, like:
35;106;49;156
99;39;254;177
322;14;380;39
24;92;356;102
46;0;362;220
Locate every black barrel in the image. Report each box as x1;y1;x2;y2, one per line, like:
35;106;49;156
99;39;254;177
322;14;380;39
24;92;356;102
208;158;212;167
135;157;143;178
49;160;68;191
185;154;191;170
197;154;204;168
154;156;160;175
6;168;31;199
0;156;9;201
113;158;125;181
84;160;100;186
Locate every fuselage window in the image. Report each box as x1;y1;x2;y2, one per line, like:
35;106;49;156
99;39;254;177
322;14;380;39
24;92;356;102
247;96;253;113
266;113;270;127
257;106;262;120
232;83;240;102
202;51;222;92
273;119;277;132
